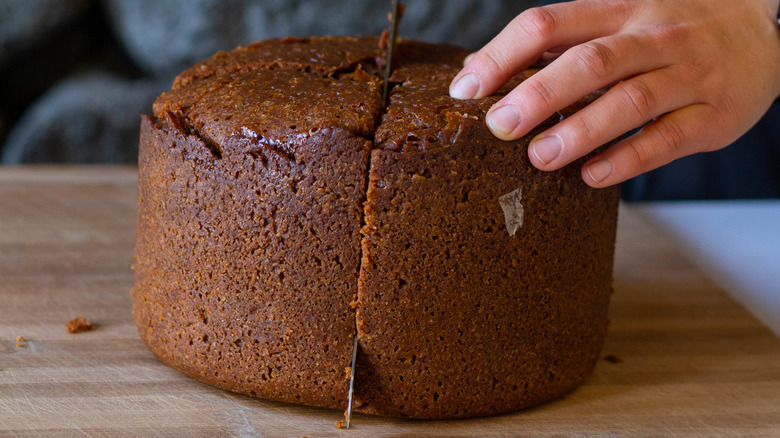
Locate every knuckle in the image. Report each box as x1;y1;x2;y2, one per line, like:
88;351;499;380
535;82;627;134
617;80;656;119
517;7;557;41
624;117;689;171
571;41;617;80
626;140;652;170
712;93;739;121
683;59;710;84
568;113;599;146
653;118;688;155
700;105;732;152
522;77;557;109
654;23;691;47
483;49;510;76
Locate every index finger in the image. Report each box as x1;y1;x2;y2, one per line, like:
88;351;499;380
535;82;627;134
449;0;632;100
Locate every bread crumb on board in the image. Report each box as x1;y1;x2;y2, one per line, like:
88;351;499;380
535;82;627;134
335;406;352;429
15;336;26;348
65;316;93;333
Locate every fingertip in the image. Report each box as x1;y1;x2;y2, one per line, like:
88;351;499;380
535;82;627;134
449;72;481;100
486;104;523;140
529;134;563;166
582;158;615;187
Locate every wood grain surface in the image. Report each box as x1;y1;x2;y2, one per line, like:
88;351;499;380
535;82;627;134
1;166;779;437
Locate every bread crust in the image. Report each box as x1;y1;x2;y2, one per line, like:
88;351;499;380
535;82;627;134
133;36;620;419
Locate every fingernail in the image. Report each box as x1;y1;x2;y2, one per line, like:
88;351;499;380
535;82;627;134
530;135;562;165
586;159;613;183
449;72;480;99
487;105;522;137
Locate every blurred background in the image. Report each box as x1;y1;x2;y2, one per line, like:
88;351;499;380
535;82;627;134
1;0;778;201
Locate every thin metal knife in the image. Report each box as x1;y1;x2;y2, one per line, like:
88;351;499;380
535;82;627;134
382;0;401;108
344;3;401;429
344;335;359;428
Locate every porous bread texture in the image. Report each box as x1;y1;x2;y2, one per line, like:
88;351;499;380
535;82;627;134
133;36;620;419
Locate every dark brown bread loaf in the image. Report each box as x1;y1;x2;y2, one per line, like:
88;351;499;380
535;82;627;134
133;36;620;419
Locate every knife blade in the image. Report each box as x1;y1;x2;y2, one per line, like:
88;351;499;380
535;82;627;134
342;4;401;428
382;0;401;108
344;335;359;428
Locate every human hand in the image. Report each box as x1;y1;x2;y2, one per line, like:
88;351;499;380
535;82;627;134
449;0;780;188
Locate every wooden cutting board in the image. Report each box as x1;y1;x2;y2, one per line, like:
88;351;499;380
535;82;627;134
1;166;779;437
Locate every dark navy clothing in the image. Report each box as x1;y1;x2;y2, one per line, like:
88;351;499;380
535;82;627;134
623;105;780;201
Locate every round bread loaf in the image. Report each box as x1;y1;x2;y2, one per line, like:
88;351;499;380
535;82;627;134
133;36;620;419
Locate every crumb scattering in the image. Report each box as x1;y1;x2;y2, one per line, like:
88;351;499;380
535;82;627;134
335;408;352;429
16;336;25;342
66;316;93;333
